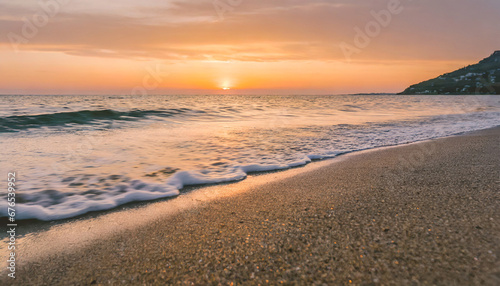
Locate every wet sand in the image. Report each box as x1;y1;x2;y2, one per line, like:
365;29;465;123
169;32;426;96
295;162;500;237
4;127;500;285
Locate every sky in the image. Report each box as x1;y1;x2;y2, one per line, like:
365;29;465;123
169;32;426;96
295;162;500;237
0;0;499;95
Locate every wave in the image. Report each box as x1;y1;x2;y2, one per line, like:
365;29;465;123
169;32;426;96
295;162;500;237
0;155;337;221
0;108;192;132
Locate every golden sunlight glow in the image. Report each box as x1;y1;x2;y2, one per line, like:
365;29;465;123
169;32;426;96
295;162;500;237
0;0;498;95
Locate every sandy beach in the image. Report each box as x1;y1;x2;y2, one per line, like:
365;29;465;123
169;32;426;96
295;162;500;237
4;127;499;285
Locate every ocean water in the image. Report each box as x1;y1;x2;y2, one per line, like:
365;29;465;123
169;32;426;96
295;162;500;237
1;94;499;221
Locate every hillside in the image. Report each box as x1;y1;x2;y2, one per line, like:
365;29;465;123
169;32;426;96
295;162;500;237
400;51;500;95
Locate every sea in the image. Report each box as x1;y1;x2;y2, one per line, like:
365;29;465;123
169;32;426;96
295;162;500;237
1;94;499;221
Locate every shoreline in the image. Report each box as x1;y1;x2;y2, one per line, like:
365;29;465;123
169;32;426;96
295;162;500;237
2;125;497;236
2;126;499;284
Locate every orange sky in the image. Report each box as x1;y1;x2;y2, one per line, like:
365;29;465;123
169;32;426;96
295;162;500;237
0;0;499;95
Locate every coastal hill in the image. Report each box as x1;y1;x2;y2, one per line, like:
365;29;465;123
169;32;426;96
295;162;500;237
400;51;500;95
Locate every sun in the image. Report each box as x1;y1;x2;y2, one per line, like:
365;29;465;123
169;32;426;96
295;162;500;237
219;79;233;91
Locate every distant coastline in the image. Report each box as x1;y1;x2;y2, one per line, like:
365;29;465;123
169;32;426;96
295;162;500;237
399;51;500;95
348;93;397;96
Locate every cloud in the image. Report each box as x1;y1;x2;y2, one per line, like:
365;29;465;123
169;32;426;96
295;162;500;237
0;0;499;62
